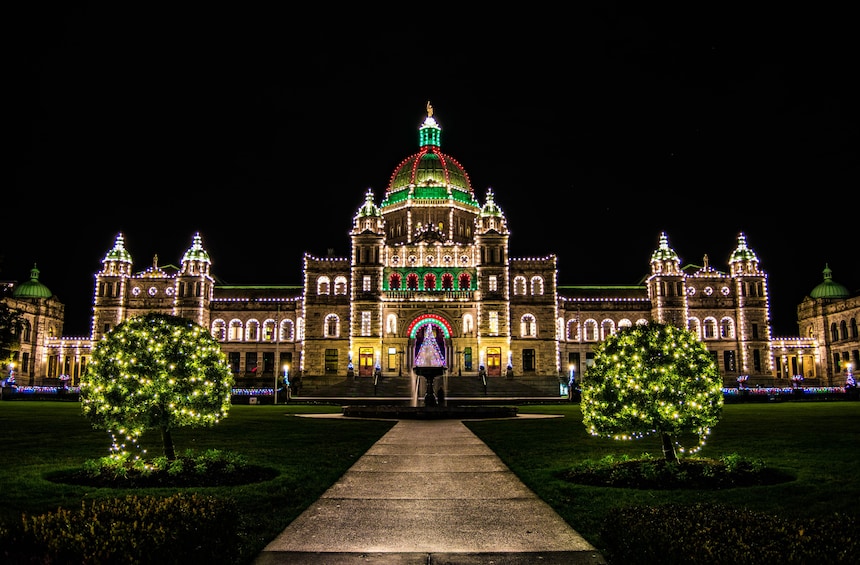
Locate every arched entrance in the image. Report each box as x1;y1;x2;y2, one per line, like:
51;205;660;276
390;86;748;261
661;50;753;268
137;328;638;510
406;314;453;371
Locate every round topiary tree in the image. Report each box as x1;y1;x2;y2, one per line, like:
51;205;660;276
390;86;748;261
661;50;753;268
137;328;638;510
81;313;234;461
581;320;724;461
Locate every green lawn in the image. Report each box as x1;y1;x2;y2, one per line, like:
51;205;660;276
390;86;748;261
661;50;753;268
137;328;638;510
1;400;858;563
467;401;860;545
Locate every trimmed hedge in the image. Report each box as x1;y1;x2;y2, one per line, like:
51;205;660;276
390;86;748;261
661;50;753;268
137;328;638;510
599;502;858;564
2;493;240;564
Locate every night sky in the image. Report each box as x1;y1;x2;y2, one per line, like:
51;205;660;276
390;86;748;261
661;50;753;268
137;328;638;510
9;5;858;337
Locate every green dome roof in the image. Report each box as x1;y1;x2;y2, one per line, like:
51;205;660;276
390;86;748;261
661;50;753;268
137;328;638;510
480;188;504;218
181;233;211;264
103;233;133;264
650;232;680;263
810;264;850;299
356;188;381;219
381;102;479;209
729;233;759;264
12;264;53;299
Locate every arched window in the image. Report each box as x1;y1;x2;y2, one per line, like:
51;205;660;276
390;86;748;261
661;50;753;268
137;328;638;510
688;318;702;339
211;319;227;341
831;323;839;342
513;276;527;296
324;314;340;338
584;319;598;341
567;319;579;341
441;273;454;290
703;318;717;339
601;319;615;340
424;273;436;290
458;272;471;290
618;319;633;330
530;276;544;296
389;273;402;290
840;320;849;340
245;319;261;341
280;320;294;341
851;318;858;339
263;319;277;341
720;318;734;339
317;276;331;295
462;314;474;334
407;273;419;290
334;276;348;295
520;314;537;337
229;319;243;341
386;314;398;335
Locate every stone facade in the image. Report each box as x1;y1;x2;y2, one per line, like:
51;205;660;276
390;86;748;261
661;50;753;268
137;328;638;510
4;108;857;390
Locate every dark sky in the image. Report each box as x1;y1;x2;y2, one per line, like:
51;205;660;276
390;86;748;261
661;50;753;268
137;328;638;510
8;4;858;337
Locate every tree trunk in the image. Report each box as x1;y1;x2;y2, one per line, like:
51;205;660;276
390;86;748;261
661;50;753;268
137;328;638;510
661;432;677;462
161;427;176;460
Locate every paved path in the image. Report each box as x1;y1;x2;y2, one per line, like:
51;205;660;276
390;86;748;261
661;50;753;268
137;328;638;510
255;417;607;564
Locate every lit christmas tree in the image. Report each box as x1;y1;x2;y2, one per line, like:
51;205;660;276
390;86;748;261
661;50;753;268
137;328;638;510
414;324;444;367
581;321;724;462
81;313;234;461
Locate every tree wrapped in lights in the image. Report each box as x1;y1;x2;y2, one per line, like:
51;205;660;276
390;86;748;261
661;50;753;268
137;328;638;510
81;313;234;461
581;321;723;462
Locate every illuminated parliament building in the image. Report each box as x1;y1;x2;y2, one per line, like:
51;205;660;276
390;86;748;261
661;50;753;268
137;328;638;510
4;105;859;392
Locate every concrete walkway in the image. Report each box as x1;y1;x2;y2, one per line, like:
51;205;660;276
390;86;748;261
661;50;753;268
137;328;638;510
255;417;607;564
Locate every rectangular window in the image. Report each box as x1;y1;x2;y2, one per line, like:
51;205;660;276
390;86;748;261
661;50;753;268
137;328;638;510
262;352;275;374
387;347;397;371
567;352;580;374
361;311;371;336
723;350;737;372
363;275;371;292
325;349;339;374
21;352;29;375
488;275;497;292
522;349;536;372
228;352;240;373
488;311;499;335
753;349;762;373
752;323;759;339
278;352;292;375
464;347;473;371
245;352;258;375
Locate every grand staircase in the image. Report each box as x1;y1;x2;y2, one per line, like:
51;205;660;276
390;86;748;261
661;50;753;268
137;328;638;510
292;374;564;403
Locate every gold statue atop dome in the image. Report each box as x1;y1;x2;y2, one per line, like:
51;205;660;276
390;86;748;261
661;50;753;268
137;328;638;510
426;101;433;117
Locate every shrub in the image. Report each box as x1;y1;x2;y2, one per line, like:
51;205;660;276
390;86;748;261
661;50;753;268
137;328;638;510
557;452;793;489
599;502;858;564
12;493;240;564
48;448;277;488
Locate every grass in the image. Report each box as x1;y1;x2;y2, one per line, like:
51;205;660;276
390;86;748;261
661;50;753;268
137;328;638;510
466;402;860;546
1;400;858;563
0;401;395;564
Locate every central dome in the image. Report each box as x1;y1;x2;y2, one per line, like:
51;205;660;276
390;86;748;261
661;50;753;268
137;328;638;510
382;103;477;207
